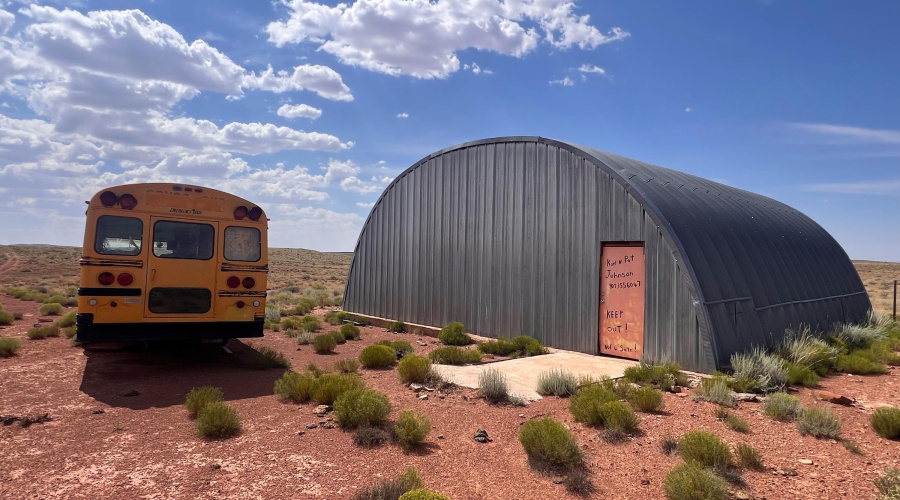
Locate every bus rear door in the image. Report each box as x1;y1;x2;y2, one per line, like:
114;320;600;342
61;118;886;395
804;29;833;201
145;217;218;319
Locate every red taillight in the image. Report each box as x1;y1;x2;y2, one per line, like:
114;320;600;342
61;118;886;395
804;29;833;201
99;191;117;207
98;272;115;286
248;206;262;221
242;277;255;289
119;194;137;210
234;206;248;220
226;276;240;288
236;301;245;309
117;272;134;286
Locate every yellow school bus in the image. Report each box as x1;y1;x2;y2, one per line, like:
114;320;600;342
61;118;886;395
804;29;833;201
76;183;267;343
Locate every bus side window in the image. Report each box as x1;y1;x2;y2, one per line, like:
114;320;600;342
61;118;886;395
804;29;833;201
95;216;143;256
224;226;261;262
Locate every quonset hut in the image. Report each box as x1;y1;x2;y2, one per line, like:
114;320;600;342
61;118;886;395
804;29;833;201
342;137;870;372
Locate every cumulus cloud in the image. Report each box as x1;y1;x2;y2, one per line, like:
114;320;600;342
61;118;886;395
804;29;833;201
244;64;353;101
578;63;605;74
550;76;574;86
266;0;628;79
277;103;323;120
268;206;365;251
0;9;14;35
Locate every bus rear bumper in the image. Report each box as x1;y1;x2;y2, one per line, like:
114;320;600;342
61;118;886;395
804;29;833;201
74;313;264;343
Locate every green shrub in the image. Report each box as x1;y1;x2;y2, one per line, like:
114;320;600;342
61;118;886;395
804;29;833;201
296;330;314;345
438;321;472;346
27;325;59;339
56;310;77;328
334;387;392;429
0;337;22;357
519;417;583;470
39;303;63;316
875;467;900;500
478;367;509;403
536;369;578;397
763;392;801;421
627;386;664;412
353;425;391;448
663;461;729;500
388;320;407;333
301;315;322;332
62;326;76;339
838;323;885;349
398;354;432;383
836;352;889;375
281;316;302;330
328;329;347;345
306;363;325;378
730;347;788;393
0;310;14;325
428;346;482;365
185;386;224;418
313;334;338;354
354;468;423;500
324;310;347;325
724;414;750;433
274;371;316;403
312;373;365;406
335;358;360;374
511;335;547;357
797;407;841;438
780;327;839;375
598;401;640;432
394;409;431;449
694;377;735;407
196;402;242;439
735;442;764;470
569;384;620;426
263;319;281;332
252;346;291;369
43;294;67;305
622;359;690;390
678;431;732;470
265;303;280;322
340;323;360;340
359;344;398;368
477;338;516;356
398;490;450;500
786;361;821;387
283;328;300;338
871;407;900;440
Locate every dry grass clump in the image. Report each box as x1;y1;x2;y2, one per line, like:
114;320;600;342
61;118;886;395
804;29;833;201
387;320;407;333
622;359;688;391
273;370;317;403
312;334;337;354
251;346;291;369
56;310;76;328
301;314;322;332
359;344;397;368
195;402;241;440
353;424;391;448
519;417;583;471
677;431;732;470
184;386;224;418
874;467;900;500
797;407;841;439
730;346;788;393
340;323;360;340
295;330;314;345
478;367;509;404
693;377;735;407
38;303;63;316
334;387;392;429
627;386;664;412
398;354;432;383
428;346;482;365
569;384;619;426
714;408;750;433
871;407;900;440
0;337;22;357
0;307;15;326
394;409;431;449
663;461;729;500
312;373;365;405
353;467;423;500
763;392;801;421
438;321;471;346
536;369;578;397
735;442;764;470
398;489;450;500
27;325;59;340
335;358;360;374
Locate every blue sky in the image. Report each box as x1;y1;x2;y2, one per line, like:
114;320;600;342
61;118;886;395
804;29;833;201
0;1;898;261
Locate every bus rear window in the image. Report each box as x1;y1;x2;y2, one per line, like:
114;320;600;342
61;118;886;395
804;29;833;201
148;288;211;314
152;220;215;260
95;216;143;256
224;226;261;262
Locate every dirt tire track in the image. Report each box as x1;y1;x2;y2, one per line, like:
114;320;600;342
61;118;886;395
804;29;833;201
0;252;20;276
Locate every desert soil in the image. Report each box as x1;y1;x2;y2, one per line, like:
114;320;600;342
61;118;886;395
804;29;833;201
0;246;898;499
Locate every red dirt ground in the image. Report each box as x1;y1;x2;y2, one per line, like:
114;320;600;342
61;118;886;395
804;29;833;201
1;295;898;499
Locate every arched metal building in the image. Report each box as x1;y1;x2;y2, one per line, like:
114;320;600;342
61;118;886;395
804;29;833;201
342;137;870;372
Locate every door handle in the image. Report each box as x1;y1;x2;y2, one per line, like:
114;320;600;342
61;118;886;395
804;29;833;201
151;269;156;281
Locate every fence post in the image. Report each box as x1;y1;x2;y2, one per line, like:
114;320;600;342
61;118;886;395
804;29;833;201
894;280;898;321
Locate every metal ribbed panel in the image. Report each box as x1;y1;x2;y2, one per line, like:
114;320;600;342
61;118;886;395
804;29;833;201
343;137;869;373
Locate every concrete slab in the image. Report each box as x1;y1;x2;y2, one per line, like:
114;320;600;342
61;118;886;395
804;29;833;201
433;351;639;402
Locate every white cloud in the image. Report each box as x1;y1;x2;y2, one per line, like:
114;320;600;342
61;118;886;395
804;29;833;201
464;62;493;75
804;179;900;196
788;123;900;144
685;107;692;113
277;103;323;120
396;112;409;119
267;206;364;251
266;0;628;79
243;64;353;101
578;64;605;74
340;176;383;194
0;9;14;35
550;76;574;86
356;201;375;208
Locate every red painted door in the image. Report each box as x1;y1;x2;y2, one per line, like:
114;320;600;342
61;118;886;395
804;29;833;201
599;244;645;360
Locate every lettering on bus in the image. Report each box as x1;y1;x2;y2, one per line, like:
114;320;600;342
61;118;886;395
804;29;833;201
165;207;203;215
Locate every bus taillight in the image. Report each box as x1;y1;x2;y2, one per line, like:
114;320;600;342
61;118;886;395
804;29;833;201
100;191;117;207
226;276;240;288
119;194;137;210
236;301;245;308
98;272;115;285
117;273;134;286
234;206;248;220
248;206;262;221
242;277;255;289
